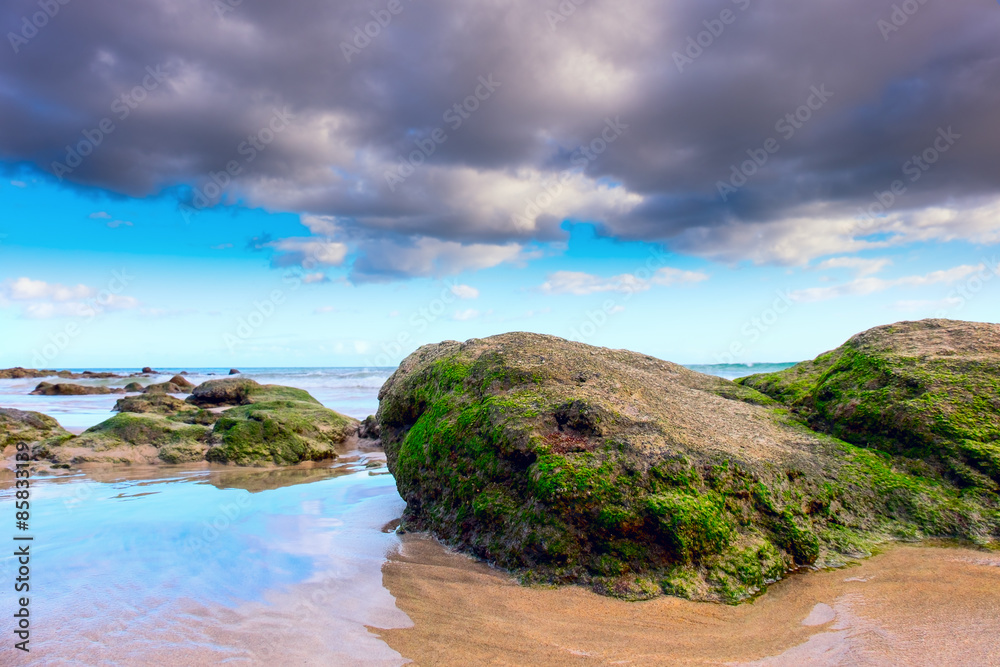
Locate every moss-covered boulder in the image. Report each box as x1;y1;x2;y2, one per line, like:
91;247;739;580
143;381;193;394
739;319;1000;491
34;412;212;465
377;332;999;603
114;393;193;415
185;378;317;407
0;407;70;451
206;399;355;466
31;382;357;467
123;382;144;392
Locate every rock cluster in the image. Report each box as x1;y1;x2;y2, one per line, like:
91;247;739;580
22;379;358;467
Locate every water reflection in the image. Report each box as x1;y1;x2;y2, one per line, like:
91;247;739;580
0;453;411;665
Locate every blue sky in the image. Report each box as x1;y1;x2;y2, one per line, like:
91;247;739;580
1;0;998;369
2;174;997;369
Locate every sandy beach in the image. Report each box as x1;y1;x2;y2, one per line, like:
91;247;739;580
380;537;1000;665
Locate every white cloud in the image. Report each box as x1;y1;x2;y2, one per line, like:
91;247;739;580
301;214;341;236
10;180;26;188
108;220;133;228
270;238;349;268
302;272;330;284
0;277;140;319
790;264;984;303
673;198;1000;267
814;256;892;277
3;277;93;302
314;306;336;314
453;309;481;321
540;267;709;295
89;211;111;219
450;284;480;300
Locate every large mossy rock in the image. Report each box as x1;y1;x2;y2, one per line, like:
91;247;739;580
0;407;70;450
377;332;1000;602
33;381;357;467
739;319;1000;491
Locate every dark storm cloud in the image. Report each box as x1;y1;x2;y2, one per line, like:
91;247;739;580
1;0;998;275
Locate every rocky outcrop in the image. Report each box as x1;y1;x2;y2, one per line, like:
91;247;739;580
739;319;1000;491
229;369;241;375
377;331;999;602
1;407;71;452
30;383;125;396
143;381;193;394
123;382;144;392
114;393;192;415
142;367;156;374
34;381;357;467
186;378;261;406
186;378;317;408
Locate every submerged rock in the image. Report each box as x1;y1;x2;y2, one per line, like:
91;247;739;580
377;331;999;603
739;319;1000;490
123;382;144;392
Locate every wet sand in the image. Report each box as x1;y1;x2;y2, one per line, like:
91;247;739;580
379;537;1000;665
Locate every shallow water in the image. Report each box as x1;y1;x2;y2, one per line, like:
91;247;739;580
0;456;410;665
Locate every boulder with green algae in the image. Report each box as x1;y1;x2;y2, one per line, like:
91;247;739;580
0;407;71;450
206;400;355;466
738;319;1000;491
34;412;212;465
377;332;999;603
186;377;319;408
32;381;357;467
114;393;193;415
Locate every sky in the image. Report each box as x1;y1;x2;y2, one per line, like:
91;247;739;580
1;0;998;369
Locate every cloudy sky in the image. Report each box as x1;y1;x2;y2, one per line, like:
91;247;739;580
1;0;998;368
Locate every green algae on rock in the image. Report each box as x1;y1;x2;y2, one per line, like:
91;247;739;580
0;407;71;451
207;400;354;466
31;379;357;467
738;319;1000;491
377;331;1000;603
